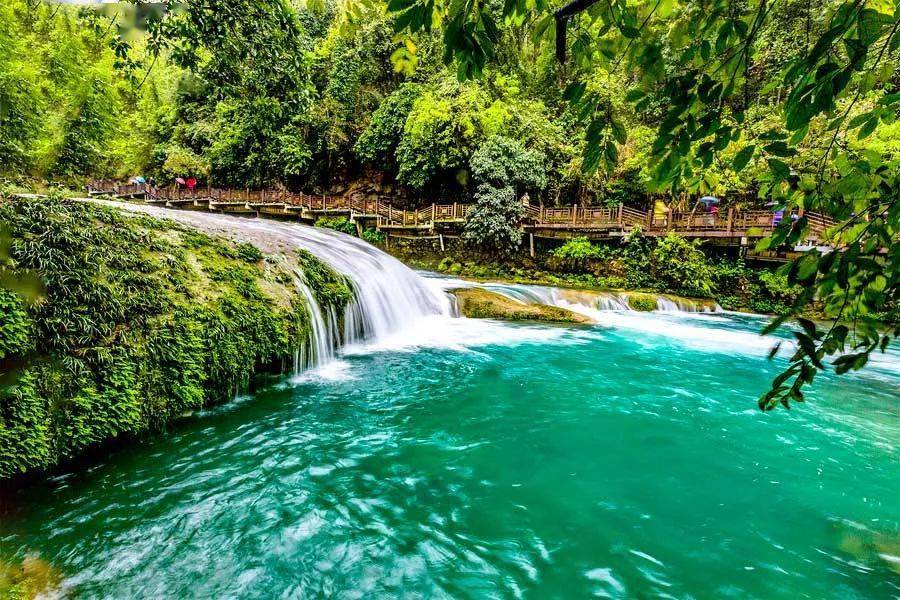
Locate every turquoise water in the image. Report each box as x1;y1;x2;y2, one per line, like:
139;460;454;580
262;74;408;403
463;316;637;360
1;310;898;598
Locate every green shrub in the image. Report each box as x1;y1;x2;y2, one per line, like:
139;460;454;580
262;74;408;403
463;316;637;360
437;257;454;272
628;293;657;312
296;249;354;307
746;296;791;315
758;270;801;303
361;228;386;245
462;184;523;255
650;234;715;298
551;237;606;271
315;216;357;236
0;289;32;359
716;295;743;311
234;241;264;263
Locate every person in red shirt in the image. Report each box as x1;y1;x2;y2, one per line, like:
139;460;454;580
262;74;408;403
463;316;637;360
186;177;197;191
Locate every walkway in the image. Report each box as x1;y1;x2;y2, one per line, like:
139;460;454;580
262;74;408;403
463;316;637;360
86;181;836;245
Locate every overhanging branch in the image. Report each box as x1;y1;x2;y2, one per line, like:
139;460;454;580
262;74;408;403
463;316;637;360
554;0;601;61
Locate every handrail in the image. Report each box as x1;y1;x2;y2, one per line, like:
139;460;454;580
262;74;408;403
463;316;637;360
86;181;836;242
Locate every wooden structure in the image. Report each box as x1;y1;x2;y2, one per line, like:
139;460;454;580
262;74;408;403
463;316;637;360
85;181;836;246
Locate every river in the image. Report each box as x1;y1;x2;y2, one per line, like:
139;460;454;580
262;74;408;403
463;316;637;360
1;205;897;598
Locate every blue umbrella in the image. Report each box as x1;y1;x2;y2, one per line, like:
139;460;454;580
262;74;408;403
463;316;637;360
698;196;719;207
130;176;146;184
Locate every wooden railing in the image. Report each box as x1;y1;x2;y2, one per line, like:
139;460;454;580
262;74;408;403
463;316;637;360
86;182;836;242
88;180;147;197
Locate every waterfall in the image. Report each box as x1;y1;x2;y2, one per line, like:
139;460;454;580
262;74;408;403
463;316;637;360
292;274;335;372
94;200;459;374
431;278;719;314
285;228;453;341
193;218;453;342
282;224;459;369
653;296;720;313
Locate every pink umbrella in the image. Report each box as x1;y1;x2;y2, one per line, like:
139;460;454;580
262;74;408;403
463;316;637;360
175;177;186;185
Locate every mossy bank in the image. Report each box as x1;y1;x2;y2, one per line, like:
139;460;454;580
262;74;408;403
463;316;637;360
0;198;351;480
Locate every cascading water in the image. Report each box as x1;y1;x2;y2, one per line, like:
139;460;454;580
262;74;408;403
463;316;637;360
249;223;454;367
278;226;454;340
291;274;336;373
93;200;454;372
653;295;719;313
432;278;718;314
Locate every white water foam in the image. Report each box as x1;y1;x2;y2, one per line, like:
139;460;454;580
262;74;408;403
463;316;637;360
428;275;783;356
341;314;579;355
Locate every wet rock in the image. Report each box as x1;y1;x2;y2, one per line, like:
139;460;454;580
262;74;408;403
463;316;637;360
451;288;593;324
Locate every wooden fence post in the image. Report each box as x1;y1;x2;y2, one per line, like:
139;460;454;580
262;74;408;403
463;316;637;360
726;207;734;235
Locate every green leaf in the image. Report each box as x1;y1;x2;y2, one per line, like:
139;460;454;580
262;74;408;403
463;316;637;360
763;141;794;157
797;318;819;340
621;25;640;38
564;81;587;102
768;158;790;180
857;118;878;140
625;89;646;102
856;8;887;46
610;118;627;145
732;145;755;171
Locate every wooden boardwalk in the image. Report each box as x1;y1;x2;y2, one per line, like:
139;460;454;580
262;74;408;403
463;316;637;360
86;181;835;245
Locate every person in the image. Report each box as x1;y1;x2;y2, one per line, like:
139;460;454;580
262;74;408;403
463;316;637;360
710;204;718;217
520;192;530;208
772;210;784;226
186;176;197;191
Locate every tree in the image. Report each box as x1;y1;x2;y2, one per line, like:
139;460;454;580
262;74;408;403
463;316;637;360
355;83;423;169
389;0;900;408
462;184;524;254
463;136;548;254
0;7;42;173
113;0;318;186
651;234;715;298
469;135;547;192
54;78;116;177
